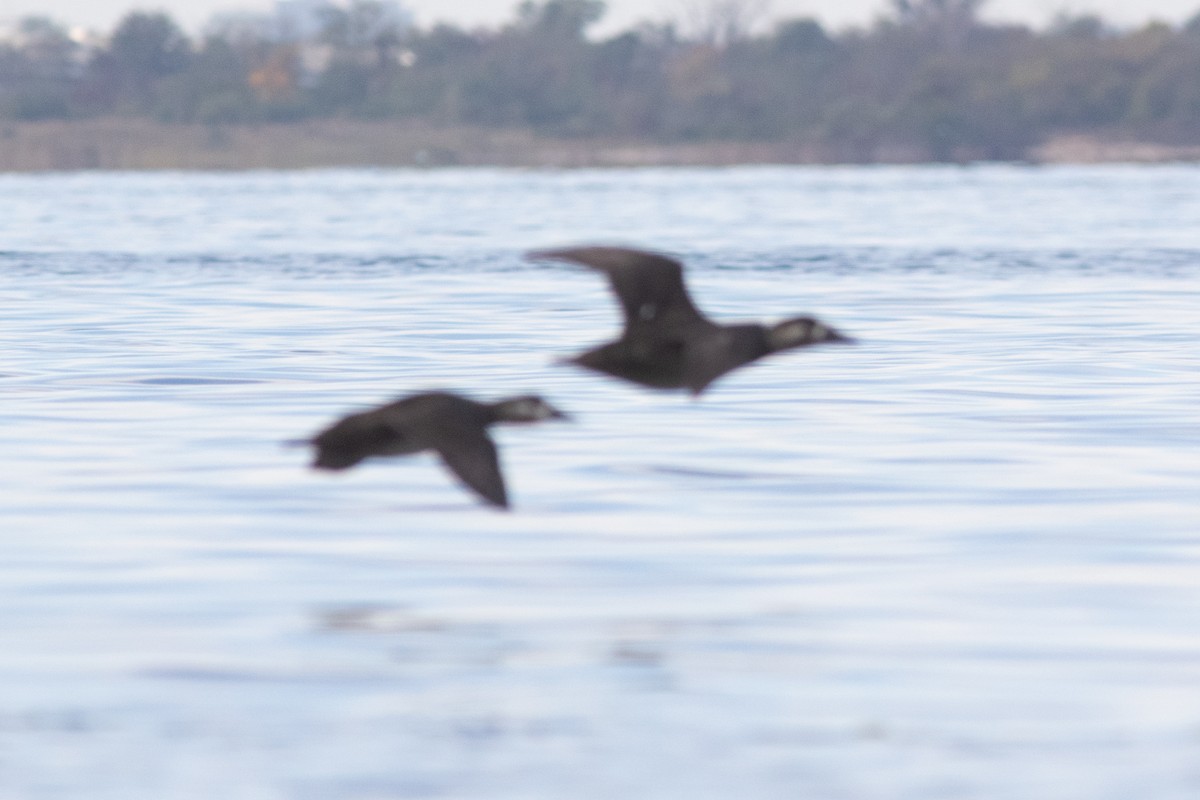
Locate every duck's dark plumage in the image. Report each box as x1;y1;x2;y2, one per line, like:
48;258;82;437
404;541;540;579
306;392;566;509
528;245;853;395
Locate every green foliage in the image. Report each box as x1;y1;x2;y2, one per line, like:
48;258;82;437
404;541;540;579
309;60;373;114
0;17;77;119
6;2;1200;160
108;11;191;77
78;11;192;114
6;87;72;120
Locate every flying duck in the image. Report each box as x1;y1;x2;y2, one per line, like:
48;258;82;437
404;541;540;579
527;245;854;395
303;391;567;509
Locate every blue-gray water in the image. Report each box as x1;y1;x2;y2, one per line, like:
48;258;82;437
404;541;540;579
2;165;1198;799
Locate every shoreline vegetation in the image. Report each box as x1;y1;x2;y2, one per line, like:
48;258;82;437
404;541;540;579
6;0;1200;171
3;120;1200;171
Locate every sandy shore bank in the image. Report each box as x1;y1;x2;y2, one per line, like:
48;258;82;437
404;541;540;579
3;119;1200;171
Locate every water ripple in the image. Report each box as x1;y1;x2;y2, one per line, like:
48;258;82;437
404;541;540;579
1;166;1199;799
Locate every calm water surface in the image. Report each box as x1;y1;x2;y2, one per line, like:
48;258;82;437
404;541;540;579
2;165;1199;798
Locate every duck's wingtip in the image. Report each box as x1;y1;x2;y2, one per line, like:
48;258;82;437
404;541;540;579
552;354;584;369
525;247;561;262
484;494;511;510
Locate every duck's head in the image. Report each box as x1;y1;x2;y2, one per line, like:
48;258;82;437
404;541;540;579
492;396;571;424
767;317;856;352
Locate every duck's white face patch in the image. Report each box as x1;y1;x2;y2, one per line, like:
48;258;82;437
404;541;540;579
639;303;657;321
525;399;555;419
781;321;810;342
769;319;817;348
505;398;555;420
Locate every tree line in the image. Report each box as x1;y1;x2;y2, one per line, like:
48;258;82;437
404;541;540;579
3;0;1200;161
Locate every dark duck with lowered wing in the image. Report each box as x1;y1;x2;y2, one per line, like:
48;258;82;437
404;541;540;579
528;245;854;395
304;391;567;509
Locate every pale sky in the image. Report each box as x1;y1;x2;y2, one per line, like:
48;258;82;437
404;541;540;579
4;0;1200;35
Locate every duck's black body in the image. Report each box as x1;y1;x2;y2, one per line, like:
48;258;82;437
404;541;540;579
306;392;566;509
528;246;853;395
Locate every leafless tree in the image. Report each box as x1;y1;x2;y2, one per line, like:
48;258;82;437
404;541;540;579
672;0;773;47
891;0;987;48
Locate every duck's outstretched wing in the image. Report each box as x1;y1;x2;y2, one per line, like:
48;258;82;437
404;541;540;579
433;429;509;509
528;246;709;332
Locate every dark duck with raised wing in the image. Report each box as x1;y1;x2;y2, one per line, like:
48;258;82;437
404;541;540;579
528;245;854;395
304;392;567;509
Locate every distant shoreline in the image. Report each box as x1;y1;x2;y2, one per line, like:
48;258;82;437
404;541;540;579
3;119;1200;172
